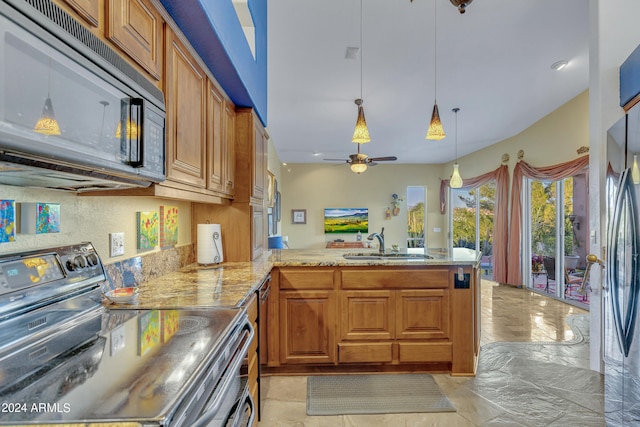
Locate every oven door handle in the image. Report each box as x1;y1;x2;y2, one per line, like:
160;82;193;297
191;321;254;427
227;392;255;427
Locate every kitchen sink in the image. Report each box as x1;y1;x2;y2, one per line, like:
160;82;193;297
343;253;433;260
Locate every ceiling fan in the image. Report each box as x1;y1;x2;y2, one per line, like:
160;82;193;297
324;144;397;174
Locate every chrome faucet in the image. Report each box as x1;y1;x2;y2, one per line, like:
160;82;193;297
368;227;385;254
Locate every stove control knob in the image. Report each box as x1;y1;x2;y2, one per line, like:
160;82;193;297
86;253;99;267
73;255;87;269
66;259;76;272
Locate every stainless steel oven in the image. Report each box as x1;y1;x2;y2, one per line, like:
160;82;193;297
0;243;255;426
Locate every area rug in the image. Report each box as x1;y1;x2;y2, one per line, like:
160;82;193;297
306;373;456;416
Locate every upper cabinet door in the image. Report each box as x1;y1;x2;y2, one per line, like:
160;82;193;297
252;118;267;201
106;0;163;80
57;0;100;27
207;82;225;194
164;29;207;188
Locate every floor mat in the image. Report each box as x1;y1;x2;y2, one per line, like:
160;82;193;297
306;373;456;416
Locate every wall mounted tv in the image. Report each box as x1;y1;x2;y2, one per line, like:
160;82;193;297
324;208;368;234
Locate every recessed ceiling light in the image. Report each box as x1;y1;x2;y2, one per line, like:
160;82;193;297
551;60;569;71
345;47;359;60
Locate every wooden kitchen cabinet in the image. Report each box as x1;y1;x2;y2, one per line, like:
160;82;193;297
265;265;477;375
106;0;164;80
279;290;336;365
235;109;267;204
223;102;236;197
164;27;207;188
57;0;100;27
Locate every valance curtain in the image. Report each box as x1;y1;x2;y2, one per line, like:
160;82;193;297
505;155;590;286
440;164;509;283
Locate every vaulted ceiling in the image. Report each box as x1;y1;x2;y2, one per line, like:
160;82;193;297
266;0;589;164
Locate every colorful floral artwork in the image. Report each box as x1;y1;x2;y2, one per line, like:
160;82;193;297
160;206;178;248
162;310;180;343
36;203;60;234
0;200;16;243
138;310;160;356
137;211;158;250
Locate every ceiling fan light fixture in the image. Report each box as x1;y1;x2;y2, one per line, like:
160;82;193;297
449;0;473;14
352;98;371;143
426;102;445;140
351;162;367;174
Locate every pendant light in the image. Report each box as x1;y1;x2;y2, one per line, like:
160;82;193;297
450;107;463;188
352;0;370;144
426;0;445;140
34;58;61;136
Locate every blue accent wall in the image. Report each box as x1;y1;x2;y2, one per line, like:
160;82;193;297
160;0;267;125
621;43;640;108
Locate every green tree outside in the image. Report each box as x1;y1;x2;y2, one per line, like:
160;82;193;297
452;182;495;256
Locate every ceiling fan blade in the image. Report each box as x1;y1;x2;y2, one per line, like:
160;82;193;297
324;158;348;162
368;156;397;162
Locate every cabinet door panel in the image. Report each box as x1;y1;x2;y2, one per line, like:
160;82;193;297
396;289;450;340
165;31;207;187
58;0;100;27
341;290;394;340
279;290;335;364
107;0;163;79
224;103;236;196
207;82;225;193
252;206;266;260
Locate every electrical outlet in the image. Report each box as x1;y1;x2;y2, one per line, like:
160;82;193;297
110;232;125;257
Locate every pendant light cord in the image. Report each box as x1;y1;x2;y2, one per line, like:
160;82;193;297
433;0;437;103
360;0;363;100
454;108;459;161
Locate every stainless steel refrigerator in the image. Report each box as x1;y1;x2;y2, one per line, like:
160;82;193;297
605;103;640;426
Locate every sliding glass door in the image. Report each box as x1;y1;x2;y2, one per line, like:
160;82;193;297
450;182;496;280
524;173;590;307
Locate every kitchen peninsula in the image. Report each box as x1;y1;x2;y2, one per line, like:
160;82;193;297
116;247;481;377
266;247;481;377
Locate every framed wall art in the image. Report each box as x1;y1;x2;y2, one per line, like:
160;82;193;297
291;209;306;224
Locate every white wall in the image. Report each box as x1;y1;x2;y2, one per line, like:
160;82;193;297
280;163;443;250
0;185;192;263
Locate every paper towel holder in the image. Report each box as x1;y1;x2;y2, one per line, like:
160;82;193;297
197;222;224;265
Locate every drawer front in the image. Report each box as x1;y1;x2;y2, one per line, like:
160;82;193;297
338;342;393;363
341;269;449;289
398;342;452;363
280;269;335;290
246;293;258;322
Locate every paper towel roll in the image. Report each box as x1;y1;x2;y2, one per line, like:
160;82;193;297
197;224;224;264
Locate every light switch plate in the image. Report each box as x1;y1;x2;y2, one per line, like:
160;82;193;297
110;232;125;257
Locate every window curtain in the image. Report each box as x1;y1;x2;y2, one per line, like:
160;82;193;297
505;155;589;286
440;164;509;283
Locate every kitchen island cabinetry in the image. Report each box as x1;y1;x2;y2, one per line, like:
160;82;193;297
265;253;480;376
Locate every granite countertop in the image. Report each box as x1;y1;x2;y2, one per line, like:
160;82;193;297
103;248;480;310
104;256;273;309
270;247;482;267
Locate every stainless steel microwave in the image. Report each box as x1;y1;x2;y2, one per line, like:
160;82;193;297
0;0;166;192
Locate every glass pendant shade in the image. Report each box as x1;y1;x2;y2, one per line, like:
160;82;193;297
450;163;463;188
116;120;139;139
633;154;640;185
352;103;371;143
350;162;367;174
34;95;61;136
426;103;445;140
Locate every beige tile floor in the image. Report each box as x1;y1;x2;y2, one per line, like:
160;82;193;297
257;281;598;426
